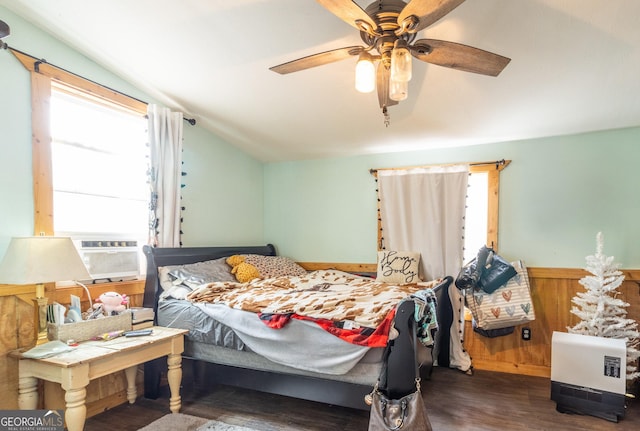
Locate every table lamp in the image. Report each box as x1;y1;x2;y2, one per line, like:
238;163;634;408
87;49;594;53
0;236;91;345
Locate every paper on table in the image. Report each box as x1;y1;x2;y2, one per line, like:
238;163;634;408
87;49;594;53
22;340;74;359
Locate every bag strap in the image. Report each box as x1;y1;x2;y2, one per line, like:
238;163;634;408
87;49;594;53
410;312;421;392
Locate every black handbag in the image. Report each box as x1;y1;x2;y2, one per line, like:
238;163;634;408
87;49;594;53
367;314;433;431
477;247;517;293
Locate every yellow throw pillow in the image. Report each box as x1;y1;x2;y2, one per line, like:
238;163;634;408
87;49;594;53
226;254;245;267
231;262;261;283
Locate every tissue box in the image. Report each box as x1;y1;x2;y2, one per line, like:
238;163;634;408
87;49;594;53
47;312;132;342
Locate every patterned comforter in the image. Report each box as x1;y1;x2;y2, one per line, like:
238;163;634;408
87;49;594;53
187;269;442;330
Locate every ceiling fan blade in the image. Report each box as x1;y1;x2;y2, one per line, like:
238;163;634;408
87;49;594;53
270;46;364;74
316;0;378;35
397;0;466;34
377;62;398;109
411;39;510;76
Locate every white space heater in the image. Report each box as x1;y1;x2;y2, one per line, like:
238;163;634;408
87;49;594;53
551;331;627;422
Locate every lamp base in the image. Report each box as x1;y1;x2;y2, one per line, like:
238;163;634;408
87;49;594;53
33;297;49;345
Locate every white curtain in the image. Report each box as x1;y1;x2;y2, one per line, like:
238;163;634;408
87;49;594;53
147;104;183;247
377;164;472;372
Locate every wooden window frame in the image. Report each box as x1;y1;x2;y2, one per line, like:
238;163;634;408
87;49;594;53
10;50;147;297
11;49;147;236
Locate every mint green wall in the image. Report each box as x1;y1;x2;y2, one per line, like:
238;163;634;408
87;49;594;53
180;125;264;246
0;6;264;256
3;6;638;269
264;127;640;268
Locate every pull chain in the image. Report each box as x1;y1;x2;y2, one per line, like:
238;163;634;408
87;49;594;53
382;106;390;127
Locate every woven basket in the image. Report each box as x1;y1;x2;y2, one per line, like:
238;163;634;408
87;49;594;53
47;312;132;342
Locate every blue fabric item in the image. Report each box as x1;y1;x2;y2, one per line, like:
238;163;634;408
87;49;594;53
400;287;439;347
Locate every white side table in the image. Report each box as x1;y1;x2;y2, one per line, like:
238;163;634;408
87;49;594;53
13;326;187;431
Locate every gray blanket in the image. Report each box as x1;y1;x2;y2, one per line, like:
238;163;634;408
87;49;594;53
195;302;371;375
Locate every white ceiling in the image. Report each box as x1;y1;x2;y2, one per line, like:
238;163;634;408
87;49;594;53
1;0;639;162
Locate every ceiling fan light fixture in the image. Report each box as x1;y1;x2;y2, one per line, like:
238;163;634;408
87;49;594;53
355;51;376;93
389;78;408;102
390;39;412;82
270;0;511;121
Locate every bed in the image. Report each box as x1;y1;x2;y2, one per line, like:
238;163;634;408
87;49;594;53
141;244;455;410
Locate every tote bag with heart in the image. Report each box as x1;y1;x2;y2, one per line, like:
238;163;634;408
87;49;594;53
465;260;535;330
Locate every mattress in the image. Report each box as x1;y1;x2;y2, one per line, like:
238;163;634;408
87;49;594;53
158;298;246;350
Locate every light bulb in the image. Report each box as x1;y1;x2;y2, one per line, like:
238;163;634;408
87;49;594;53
390;39;412;82
355;52;375;93
389;78;408;102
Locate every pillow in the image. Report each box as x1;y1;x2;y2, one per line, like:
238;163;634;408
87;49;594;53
158;266;193;300
168;257;236;287
226;255;262;283
242;254;308;279
158;257;237;300
231;261;262;283
376;250;421;284
226;254;307;281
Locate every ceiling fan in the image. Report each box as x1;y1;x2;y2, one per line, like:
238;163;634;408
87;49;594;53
270;0;510;124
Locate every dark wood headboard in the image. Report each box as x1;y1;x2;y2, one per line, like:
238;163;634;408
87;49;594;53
142;244;277;312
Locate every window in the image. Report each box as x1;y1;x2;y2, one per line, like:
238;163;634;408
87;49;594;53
50;85;148;243
467;161;510;259
463;170;489;263
11;50;149;280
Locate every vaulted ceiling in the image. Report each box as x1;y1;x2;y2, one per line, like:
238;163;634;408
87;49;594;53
1;0;639;162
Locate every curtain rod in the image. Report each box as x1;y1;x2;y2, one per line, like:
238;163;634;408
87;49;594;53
7;46;196;125
369;159;508;175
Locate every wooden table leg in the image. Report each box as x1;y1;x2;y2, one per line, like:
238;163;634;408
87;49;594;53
167;353;182;413
18;375;38;409
63;387;87;431
61;364;89;431
125;365;138;404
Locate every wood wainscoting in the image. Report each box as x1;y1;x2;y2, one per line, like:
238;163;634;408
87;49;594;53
464;267;640;377
1;267;638;417
0;279;145;413
299;263;640;378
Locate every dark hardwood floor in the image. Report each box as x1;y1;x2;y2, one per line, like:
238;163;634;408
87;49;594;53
85;364;639;431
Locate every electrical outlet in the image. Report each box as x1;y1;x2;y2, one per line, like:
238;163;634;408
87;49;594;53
522;327;531;340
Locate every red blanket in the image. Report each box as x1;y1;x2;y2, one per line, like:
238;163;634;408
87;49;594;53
259;309;396;348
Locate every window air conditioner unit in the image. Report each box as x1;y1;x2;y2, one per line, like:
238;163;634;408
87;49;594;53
551;331;627;423
77;240;140;282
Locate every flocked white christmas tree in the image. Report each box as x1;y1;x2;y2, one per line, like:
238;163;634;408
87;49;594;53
568;232;640;382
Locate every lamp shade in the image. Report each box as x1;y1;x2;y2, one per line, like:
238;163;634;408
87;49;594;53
0;237;91;284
